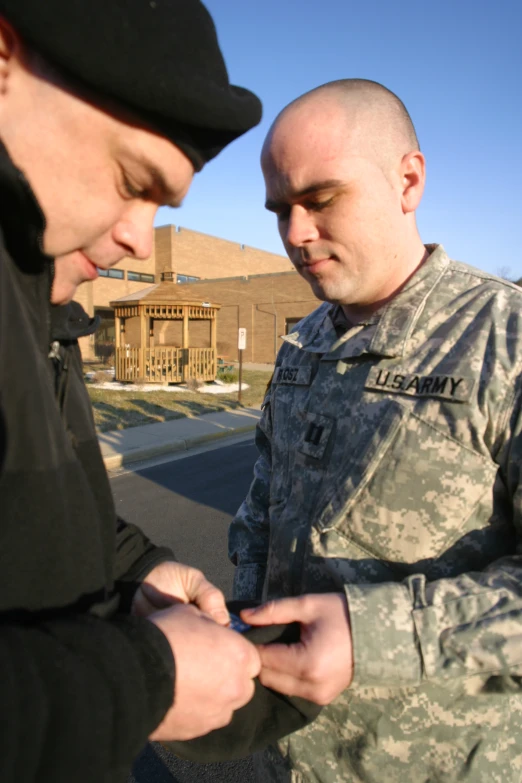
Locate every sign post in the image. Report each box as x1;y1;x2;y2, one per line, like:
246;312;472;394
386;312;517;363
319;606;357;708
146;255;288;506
238;328;247;404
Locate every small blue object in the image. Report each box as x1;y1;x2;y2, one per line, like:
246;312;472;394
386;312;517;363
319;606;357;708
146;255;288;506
228;613;252;634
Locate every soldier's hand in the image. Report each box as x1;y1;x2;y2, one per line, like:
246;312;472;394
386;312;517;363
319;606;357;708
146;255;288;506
148;603;261;741
242;593;353;705
133;561;229;625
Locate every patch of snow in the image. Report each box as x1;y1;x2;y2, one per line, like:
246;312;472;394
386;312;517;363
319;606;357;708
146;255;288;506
199;382;249;394
89;382;188;392
87;381;249;394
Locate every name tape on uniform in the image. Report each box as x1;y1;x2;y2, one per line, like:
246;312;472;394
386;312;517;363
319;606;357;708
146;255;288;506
273;366;312;385
365;367;474;402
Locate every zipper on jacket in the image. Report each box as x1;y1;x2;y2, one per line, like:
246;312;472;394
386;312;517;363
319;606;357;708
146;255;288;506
48;340;61;362
47;258;54;351
48;339;70;414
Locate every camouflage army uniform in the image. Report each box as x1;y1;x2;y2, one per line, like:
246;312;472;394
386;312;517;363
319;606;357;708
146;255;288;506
229;245;522;783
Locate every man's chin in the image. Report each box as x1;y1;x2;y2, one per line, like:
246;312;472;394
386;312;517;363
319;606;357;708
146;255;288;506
308;279;337;304
50;283;78;306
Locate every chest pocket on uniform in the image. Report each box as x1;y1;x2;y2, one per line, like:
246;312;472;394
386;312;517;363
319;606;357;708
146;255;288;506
316;397;497;565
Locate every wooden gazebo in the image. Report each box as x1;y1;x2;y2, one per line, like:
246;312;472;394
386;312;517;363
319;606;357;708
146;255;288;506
110;283;220;383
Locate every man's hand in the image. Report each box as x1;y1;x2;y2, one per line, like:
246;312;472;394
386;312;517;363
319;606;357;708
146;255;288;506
148;604;261;741
132;561;229;625
241;593;353;705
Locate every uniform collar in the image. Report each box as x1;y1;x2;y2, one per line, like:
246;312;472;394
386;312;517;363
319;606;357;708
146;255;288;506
368;244;450;358
282;245;450;360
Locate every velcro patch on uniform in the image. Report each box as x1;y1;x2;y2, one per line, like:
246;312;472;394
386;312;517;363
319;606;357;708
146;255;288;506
365;367;474;402
299;412;334;459
272;366;312;385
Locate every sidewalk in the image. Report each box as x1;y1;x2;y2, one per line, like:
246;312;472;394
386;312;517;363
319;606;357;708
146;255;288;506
99;406;262;470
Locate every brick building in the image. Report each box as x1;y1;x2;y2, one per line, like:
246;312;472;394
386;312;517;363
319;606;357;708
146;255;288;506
147;271;318;364
76;223;320;365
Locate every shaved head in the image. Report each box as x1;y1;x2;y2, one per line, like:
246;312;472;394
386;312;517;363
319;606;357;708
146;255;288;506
264;78;419;178
261;79;427;321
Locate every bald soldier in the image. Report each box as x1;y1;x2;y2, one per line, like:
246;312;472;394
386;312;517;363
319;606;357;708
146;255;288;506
229;79;522;782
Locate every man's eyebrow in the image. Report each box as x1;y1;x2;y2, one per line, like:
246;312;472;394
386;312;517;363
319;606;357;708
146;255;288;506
129;154;184;208
265;179;345;211
147;164;183;208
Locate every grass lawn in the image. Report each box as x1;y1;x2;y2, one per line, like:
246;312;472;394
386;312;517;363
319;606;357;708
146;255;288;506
87;369;272;432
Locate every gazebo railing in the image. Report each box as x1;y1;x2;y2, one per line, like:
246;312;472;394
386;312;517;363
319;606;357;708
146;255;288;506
146;348;183;383
186;348;215;381
116;347;142;381
115;347;216;383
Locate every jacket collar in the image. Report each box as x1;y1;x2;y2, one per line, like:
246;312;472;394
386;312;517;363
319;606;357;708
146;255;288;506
282;245;450;360
51;301;99;342
0;137;49;270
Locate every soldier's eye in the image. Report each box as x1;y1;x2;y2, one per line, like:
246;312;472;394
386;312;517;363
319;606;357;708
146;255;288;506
311;197;334;211
276;207;291;222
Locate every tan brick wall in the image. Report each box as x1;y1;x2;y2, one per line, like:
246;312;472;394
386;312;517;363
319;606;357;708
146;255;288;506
175;272;320;364
156;321;182;346
76;224;314;363
156;225;293;280
187;320;212;348
80;271;320;364
79;224;291;318
154;225;174;278
152;320;210;348
124;317;141;346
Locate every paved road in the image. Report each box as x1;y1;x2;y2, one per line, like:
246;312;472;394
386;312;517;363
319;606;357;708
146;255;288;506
111;438;259;783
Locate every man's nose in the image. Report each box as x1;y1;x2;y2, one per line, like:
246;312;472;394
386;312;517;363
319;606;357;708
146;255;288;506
284;205;319;247
112;204;157;260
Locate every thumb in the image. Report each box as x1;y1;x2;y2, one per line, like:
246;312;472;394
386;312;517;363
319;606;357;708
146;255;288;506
190;577;230;626
241;596;307;626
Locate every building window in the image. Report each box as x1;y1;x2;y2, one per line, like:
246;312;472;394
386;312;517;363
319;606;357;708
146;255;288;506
176;274;200;284
94;307;115;361
98;268;124;279
128;271;155;283
285;317;304;334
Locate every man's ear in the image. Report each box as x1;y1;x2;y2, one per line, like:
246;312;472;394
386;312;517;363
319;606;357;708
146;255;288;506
0;18;17;95
400;150;426;214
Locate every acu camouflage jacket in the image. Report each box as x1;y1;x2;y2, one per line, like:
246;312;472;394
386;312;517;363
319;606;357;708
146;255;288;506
229;245;522;783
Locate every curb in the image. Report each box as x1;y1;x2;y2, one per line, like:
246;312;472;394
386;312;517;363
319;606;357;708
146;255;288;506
102;422;258;471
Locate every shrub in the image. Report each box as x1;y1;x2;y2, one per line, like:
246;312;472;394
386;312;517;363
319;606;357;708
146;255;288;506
185;376;204;392
92;370;111;384
217;370;238;383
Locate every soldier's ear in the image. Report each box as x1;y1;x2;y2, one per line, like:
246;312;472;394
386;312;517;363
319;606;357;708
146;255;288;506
400;150;425;214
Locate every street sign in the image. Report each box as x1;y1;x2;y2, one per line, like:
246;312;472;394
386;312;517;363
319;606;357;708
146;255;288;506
238;328;247;350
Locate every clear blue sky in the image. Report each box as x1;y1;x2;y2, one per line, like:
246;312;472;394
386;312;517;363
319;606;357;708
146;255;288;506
155;0;522;279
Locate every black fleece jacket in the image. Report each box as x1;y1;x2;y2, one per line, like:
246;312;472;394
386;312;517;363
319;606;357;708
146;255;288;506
0;141;176;782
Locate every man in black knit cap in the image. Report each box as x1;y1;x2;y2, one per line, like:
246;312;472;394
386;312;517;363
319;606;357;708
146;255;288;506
0;1;262;781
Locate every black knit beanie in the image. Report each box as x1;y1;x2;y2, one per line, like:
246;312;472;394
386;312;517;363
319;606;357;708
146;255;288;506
0;0;262;170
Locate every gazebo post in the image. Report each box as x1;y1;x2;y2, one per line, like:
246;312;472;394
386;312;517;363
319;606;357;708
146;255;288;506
115;312;121;350
182;307;189;348
210;314;217;377
140;307;148;381
182;306;189;381
114;311;121;378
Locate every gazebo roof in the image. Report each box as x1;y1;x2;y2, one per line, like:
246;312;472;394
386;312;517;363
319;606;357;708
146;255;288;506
110;281;219;309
